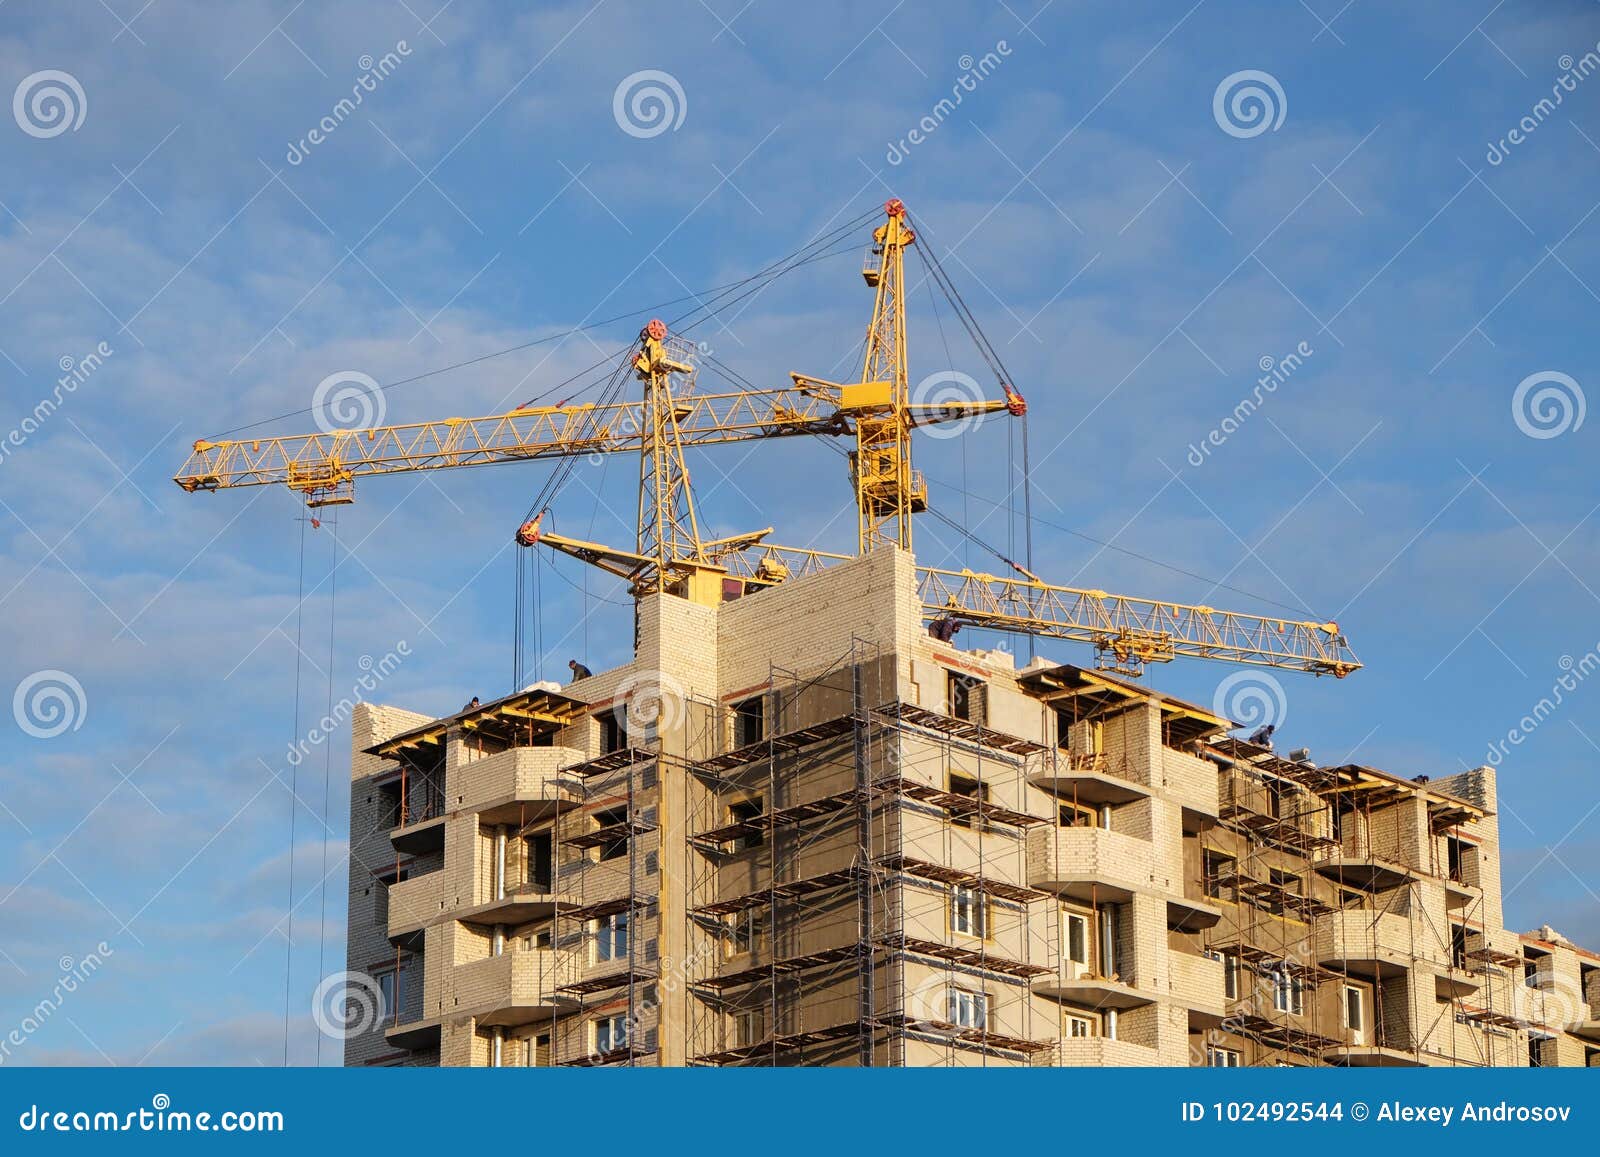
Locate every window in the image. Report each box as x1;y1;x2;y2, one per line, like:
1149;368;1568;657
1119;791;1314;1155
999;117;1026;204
1528;1034;1553;1068
1064;1013;1096;1038
1272;968;1304;1015
595;911;630;962
946;987;987;1029
599;710;625;754
526;1033;551;1067
1054;708;1074;750
525;831;553;891
947;672;982;722
948;771;989;829
1207;1046;1241;1067
1065;911;1091;977
1524;960;1541;988
1450;925;1468;970
950;885;987;938
724;909;764;958
1343;984;1366;1043
1209;950;1240;1000
732;696;765;748
728;798;765;851
376;959;408;1021
1059;801;1097;828
1202;851;1234;899
734;1007;765;1046
593;806;629;862
594;1014;630;1054
1269;868;1301;896
1265;779;1285;819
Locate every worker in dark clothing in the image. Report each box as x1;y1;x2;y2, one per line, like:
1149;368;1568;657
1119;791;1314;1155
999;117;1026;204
929;617;961;643
463;696;480;712
1247;723;1275;748
568;659;593;681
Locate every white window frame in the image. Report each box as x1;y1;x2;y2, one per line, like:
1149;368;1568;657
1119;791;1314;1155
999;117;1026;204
1064;911;1091;977
1272;969;1304;1015
594;910;630;962
950;885;986;938
593;1013;629;1054
946;986;988;1030
1207;1046;1241;1067
1343;984;1367;1043
1064;1013;1096;1038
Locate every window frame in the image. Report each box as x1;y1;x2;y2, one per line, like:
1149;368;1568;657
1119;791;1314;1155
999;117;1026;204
594;910;630;963
949;884;988;939
946;986;987;1030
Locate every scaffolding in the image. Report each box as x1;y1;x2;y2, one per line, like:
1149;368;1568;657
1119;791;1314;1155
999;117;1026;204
681;641;1055;1067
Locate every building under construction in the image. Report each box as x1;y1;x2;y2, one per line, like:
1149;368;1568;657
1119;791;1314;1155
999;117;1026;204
341;545;1600;1067
168;201;1599;1068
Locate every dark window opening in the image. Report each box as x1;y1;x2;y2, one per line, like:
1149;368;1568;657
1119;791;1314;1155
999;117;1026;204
947;672;984;724
594;806;630;861
948;772;989;829
733;696;766;748
525;831;553;891
729;797;765;849
599;711;626;754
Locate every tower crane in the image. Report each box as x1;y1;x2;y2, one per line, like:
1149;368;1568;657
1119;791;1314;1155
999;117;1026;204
173;201;1359;679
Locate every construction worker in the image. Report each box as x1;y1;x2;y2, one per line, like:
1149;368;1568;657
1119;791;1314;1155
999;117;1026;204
463;696;480;712
568;659;593;681
1247;723;1276;749
929;617;961;643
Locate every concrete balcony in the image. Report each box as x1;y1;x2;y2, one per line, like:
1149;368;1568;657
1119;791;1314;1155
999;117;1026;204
449;746;583;824
1316;910;1422;977
1314;830;1426;890
1029;753;1150;807
1027;826;1155;903
388;870;446;939
1034;971;1153;1010
1035;1037;1162;1067
1168;951;1227;1026
1323;1037;1424;1067
456;883;568;928
440;949;564;1028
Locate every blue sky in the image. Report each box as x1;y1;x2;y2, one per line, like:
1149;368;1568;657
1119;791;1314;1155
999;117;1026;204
1;0;1598;1065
